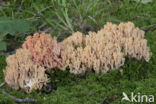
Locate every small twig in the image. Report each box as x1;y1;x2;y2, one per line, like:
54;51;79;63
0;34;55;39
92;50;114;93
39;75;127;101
6;50;16;56
88;16;97;25
2;89;37;103
39;27;52;33
0;81;5;87
141;24;156;32
101;97;108;104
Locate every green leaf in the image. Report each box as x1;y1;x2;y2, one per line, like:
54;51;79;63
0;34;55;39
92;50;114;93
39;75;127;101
0;18;30;35
0;32;8;39
0;41;6;51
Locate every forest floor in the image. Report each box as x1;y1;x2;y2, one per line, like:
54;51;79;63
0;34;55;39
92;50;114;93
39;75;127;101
0;0;156;104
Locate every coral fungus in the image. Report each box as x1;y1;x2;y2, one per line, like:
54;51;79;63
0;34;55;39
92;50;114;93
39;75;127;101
61;32;125;74
59;32;85;49
22;33;63;70
60;22;152;74
4;48;48;93
3;21;152;93
98;22;152;61
123;37;151;61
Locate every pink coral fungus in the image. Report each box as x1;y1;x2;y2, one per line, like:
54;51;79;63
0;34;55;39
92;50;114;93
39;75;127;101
22;33;64;70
